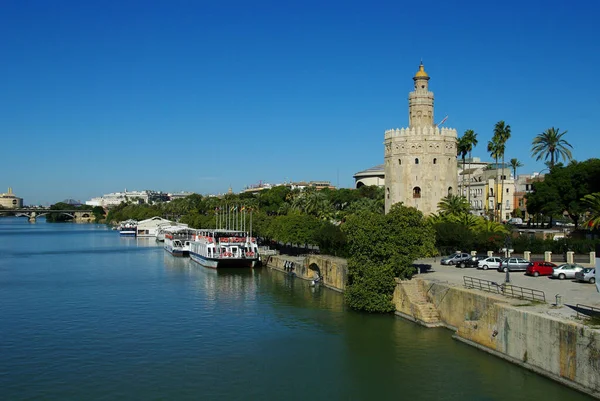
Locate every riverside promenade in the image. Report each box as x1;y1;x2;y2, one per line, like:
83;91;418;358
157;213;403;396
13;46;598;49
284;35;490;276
413;257;600;321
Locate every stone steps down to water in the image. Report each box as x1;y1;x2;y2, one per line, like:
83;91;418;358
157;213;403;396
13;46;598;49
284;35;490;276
394;279;442;327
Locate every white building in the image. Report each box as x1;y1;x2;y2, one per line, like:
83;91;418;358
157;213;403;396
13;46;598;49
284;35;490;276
136;216;187;238
86;190;167;208
353;165;385;188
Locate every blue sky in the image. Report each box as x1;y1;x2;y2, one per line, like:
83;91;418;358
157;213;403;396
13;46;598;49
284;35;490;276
1;1;598;205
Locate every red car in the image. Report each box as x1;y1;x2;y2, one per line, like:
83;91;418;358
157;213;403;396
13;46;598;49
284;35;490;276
525;261;557;277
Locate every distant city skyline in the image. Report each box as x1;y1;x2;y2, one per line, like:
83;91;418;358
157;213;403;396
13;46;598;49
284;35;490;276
1;1;598;204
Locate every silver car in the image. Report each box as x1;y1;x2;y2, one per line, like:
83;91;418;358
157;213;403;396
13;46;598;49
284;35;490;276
440;253;471;266
497;257;530;272
575;268;596;284
551;264;584;280
477;256;502;270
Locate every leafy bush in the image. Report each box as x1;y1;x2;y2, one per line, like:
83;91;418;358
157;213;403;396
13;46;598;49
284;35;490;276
342;204;436;313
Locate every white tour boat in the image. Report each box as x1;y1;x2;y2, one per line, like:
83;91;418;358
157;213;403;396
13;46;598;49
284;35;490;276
164;227;195;257
189;229;260;269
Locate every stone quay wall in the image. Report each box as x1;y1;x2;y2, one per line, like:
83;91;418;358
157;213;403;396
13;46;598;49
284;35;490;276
265;254;347;292
393;278;600;399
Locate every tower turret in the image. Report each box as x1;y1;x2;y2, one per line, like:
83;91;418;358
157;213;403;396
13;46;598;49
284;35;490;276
408;62;434;128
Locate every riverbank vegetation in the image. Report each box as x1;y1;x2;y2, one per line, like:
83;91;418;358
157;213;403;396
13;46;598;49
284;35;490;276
343;204;436;312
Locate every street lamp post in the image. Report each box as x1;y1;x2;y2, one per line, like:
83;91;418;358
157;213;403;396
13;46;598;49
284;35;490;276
504;235;512;284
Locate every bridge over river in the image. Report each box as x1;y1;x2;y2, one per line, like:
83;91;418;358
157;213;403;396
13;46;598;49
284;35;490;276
0;209;96;223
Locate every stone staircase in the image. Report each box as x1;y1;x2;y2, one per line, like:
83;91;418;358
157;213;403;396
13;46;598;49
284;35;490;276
400;280;443;327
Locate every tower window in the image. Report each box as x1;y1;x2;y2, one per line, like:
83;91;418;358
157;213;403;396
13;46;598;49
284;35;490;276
448;187;453;196
386;187;390;199
415;158;419;164
433;158;437;164
398;159;402;165
421;85;425;89
413;187;421;199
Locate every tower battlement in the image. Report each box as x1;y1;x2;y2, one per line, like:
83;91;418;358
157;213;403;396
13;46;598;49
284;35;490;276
384;126;457;139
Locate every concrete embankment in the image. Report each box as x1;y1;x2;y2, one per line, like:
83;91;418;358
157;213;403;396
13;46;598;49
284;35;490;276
393;278;600;398
266;254;600;398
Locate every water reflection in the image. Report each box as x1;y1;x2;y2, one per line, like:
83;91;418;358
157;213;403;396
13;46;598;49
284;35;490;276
162;255;259;303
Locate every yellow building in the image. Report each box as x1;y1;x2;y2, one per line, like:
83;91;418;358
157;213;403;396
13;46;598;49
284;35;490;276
0;187;23;209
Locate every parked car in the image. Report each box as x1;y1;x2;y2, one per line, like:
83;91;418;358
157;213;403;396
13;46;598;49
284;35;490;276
551;264;585;280
440;253;472;266
525;261;557;277
455;256;480;268
477;256;503;271
497;258;530;272
575;268;596;284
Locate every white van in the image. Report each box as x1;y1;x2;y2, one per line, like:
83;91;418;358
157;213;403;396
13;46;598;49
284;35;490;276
507;218;523;225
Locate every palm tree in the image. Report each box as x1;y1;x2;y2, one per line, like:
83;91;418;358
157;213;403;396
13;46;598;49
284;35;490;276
474;218;509;234
457;135;470;197
531;127;573;168
437;194;470;216
582;193;600;230
494;121;511;223
487;137;501;222
462;129;478;204
509;158;523;180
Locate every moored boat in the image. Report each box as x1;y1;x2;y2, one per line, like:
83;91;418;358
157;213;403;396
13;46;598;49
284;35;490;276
164;227;195;257
189;229;260;268
118;219;138;237
156;222;189;242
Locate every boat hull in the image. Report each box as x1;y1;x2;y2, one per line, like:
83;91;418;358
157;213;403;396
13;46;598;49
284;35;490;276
190;251;256;269
164;244;189;257
120;230;136;237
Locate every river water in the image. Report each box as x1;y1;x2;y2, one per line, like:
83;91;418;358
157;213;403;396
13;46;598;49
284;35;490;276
0;218;593;400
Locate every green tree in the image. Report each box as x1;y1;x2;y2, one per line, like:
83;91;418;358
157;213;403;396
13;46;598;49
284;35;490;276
46;202;75;222
314;222;347;256
531;127;573;168
462;129;478;204
494;121;511;222
487;137;502;222
509;158;523;180
257;186;291;215
437;194;470;216
526;159;600;228
581;193;600;230
342;204;436;313
457;134;470;196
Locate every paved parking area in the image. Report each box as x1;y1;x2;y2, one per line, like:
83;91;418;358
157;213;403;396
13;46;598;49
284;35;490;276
413;258;600;320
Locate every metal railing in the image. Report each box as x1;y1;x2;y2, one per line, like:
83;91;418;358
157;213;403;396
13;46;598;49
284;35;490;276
463;276;546;302
575;303;600;320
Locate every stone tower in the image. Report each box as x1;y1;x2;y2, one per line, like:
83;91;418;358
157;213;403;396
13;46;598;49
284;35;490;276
384;62;458;215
